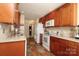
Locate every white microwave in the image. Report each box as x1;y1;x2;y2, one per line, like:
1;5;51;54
45;19;54;27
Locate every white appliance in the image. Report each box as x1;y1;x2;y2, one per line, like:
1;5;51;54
43;35;50;51
34;23;44;43
45;19;54;27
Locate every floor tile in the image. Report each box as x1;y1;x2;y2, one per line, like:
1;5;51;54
27;38;54;56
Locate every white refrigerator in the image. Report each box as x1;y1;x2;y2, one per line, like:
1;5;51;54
34;23;44;44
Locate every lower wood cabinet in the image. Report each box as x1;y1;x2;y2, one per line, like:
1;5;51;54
50;36;79;56
0;41;25;56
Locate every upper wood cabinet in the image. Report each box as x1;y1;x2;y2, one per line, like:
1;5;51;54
0;4;15;23
47;11;56;20
14;3;21;28
14;11;20;27
55;3;77;26
54;8;61;26
0;3;20;25
39;3;77;27
60;3;77;26
39;11;56;27
15;3;19;10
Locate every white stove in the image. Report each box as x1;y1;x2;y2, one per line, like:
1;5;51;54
42;34;50;51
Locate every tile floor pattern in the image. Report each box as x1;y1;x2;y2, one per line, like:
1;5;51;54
27;38;54;56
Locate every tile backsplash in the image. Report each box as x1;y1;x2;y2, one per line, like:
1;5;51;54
0;23;11;39
45;27;76;38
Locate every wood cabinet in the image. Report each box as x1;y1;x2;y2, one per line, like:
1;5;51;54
54;8;61;26
50;36;67;56
39;3;77;27
54;3;77;26
0;3;20;26
50;36;79;56
0;41;25;56
0;4;15;23
15;3;19;10
39;10;56;27
47;11;56;20
60;4;77;26
14;3;20;27
14;11;20;27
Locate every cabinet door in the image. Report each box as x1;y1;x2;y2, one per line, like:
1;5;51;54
50;37;66;56
0;43;7;56
15;3;19;10
55;9;61;26
65;4;74;26
61;4;77;26
56;38;68;56
50;36;55;52
61;4;66;26
77;43;79;55
50;36;79;56
61;4;69;26
70;4;77;26
0;4;15;23
50;37;60;55
55;3;77;26
59;38;78;56
67;41;78;56
58;8;62;26
14;12;20;27
0;41;25;56
6;41;25;56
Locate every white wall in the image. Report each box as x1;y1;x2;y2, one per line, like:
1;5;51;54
20;13;26;39
25;19;39;38
20;13;25;25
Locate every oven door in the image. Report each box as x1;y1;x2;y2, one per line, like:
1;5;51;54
43;36;50;51
44;36;48;43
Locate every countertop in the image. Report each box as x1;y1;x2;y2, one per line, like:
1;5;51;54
50;35;79;43
0;35;26;43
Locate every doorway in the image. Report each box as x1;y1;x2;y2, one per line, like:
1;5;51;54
29;25;32;38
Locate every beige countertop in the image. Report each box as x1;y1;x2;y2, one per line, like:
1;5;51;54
50;35;79;43
0;35;26;43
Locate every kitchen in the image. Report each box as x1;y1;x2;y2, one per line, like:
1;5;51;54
25;3;79;56
0;3;79;56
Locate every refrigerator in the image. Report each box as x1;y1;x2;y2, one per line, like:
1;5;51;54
34;23;44;44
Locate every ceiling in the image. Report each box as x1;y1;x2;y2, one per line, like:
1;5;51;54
19;3;65;20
